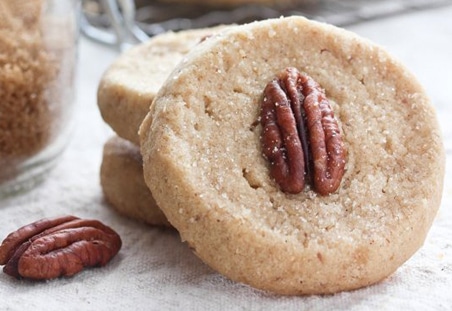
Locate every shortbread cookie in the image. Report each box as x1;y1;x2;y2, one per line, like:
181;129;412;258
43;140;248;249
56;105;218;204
97;26;228;145
140;17;445;295
100;136;170;227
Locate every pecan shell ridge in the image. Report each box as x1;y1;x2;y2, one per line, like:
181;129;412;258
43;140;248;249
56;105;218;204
261;78;305;194
0;216;122;280
18;227;121;280
261;67;346;195
0;215;78;265
3;241;31;278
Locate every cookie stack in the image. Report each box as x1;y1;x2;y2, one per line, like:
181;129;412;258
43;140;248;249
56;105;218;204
97;17;444;295
98;26;228;226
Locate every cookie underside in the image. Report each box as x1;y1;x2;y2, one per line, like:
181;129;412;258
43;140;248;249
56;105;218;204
140;17;444;295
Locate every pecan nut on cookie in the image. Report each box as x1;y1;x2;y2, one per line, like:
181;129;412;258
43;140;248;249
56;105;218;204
139;17;444;295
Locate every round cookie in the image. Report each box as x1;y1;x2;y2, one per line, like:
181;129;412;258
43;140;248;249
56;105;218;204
139;17;445;295
100;136;170;227
97;25;229;145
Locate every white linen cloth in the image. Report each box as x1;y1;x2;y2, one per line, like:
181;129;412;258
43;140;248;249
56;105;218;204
1;6;451;310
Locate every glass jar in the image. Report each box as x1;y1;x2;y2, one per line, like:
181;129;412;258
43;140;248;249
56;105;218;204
0;0;79;197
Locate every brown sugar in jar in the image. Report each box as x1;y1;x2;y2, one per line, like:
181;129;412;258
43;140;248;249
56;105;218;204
0;0;78;197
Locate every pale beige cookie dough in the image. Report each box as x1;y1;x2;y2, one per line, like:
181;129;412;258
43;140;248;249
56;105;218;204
97;25;229;145
100;136;170;227
140;17;445;295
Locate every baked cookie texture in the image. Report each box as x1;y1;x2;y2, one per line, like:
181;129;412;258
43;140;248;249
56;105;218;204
140;16;445;295
100;136;170;227
97;26;228;145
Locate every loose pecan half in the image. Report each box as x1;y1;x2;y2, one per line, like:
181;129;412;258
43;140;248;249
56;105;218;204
260;67;346;195
0;215;122;280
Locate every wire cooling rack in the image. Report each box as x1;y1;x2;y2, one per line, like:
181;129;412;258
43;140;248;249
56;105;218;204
80;0;452;49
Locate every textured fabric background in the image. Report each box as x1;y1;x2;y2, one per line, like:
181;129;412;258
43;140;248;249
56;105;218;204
1;6;451;310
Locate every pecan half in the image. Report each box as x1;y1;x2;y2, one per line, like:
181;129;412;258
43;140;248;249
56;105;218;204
260;67;346;195
0;215;122;280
